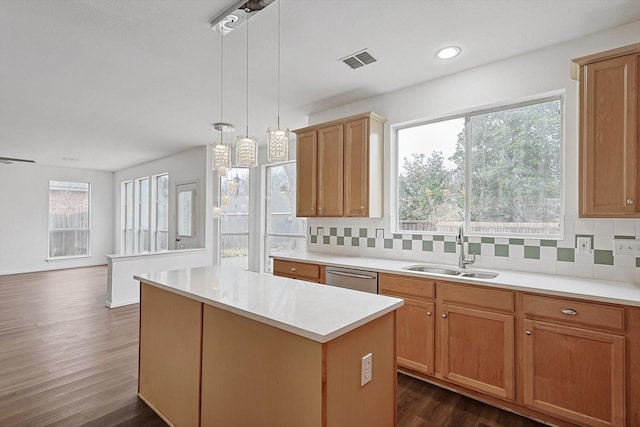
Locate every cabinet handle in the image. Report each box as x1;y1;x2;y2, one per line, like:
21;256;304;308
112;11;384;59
426;311;432;316
627;198;634;205
290;267;297;272
525;330;532;336
561;308;577;316
442;313;447;318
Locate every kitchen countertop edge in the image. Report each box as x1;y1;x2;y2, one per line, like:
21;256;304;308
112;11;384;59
135;267;404;344
272;252;640;307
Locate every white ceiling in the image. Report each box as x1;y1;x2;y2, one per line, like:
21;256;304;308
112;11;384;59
1;0;639;172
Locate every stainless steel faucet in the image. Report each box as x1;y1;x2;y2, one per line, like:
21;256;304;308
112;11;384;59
456;225;475;269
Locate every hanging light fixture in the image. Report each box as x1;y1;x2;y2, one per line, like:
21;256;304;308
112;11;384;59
235;10;258;168
267;0;289;163
212;24;234;175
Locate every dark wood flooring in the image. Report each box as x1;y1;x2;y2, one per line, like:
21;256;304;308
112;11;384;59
0;266;547;427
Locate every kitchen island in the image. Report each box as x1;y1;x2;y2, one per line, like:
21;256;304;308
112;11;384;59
135;266;403;427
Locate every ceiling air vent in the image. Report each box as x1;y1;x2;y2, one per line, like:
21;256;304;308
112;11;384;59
340;49;377;70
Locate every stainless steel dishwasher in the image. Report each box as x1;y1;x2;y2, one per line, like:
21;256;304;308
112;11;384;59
325;266;379;294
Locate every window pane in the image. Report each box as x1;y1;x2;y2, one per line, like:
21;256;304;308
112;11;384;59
48;181;90;257
266;163;306;235
264;162;306;273
155;174;169;251
397;118;465;233
264;236;306;273
137;178;149;252
123;181;134;254
469;100;561;235
220;168;249;269
177;191;193;236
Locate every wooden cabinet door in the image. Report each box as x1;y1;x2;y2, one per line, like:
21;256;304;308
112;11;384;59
523;319;625;427
296;130;318;217
344;118;369;217
395;298;435;375
317;124;344;216
440;304;514;401
580;53;638;217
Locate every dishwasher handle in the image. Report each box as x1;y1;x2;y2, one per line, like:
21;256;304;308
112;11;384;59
326;270;377;280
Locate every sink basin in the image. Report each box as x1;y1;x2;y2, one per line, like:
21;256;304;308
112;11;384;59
458;271;499;279
402;265;460;275
401;264;499;280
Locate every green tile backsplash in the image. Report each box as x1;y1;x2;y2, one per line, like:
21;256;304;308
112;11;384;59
308;222;640;282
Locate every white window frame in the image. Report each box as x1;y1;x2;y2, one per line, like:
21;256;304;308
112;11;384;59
121;173;168;254
262;161;307;273
392;94;564;239
153;173;169;251
47;180;91;259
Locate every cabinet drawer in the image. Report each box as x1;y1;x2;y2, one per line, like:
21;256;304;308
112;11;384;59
440;282;514;312
273;260;321;282
524;294;624;331
379;273;435;300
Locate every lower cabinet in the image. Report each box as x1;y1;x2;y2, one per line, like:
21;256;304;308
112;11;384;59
440;304;515;401
437;282;516;401
523;294;627;427
379;273;435;375
273;259;324;283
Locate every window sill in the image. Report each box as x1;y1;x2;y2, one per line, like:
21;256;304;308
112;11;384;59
46;255;92;262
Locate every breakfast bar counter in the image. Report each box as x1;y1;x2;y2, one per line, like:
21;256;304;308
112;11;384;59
135;266;403;427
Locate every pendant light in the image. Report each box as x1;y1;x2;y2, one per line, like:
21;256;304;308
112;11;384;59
267;0;289;163
212;28;233;175
235;10;258;167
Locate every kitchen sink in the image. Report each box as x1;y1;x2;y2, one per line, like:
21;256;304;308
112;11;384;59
402;265;461;275
457;271;499;279
402;264;499;280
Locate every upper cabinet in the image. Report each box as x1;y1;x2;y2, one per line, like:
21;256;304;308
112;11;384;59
574;44;640;217
294;112;385;218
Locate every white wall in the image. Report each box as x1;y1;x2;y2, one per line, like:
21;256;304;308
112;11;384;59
0;163;113;274
309;20;640;221
302;21;640;283
113;146;213;255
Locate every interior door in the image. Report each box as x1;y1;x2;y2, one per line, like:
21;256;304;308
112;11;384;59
175;181;198;249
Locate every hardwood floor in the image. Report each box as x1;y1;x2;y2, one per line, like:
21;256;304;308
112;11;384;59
0;266;546;427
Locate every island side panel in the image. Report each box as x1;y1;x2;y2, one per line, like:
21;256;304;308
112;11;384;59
138;283;203;427
201;304;323;427
325;311;396;427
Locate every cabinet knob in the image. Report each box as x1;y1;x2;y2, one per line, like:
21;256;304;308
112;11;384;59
311;207;315;211
627;198;634;205
290;267;297;272
360;206;364;209
442;313;447;318
426;311;432;316
525;330;532;336
561;308;577;316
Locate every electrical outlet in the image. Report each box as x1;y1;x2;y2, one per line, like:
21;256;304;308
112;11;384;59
361;353;372;386
375;228;384;239
614;239;640;255
317;227;323;237
577;237;591;255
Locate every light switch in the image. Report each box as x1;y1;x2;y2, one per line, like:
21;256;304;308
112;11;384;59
577;237;591;255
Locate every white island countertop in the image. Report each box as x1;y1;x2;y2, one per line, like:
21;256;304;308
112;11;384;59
135;266;403;343
272;252;640;307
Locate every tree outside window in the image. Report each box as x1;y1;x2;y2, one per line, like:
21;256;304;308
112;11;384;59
396;97;561;237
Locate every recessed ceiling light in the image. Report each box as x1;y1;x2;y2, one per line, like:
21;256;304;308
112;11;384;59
436;46;461;60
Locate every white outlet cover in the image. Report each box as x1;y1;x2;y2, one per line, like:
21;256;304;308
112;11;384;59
577;237;591;254
361;353;372;386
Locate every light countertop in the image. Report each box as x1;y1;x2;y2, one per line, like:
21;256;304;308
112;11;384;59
272;252;640;307
135;266;403;343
